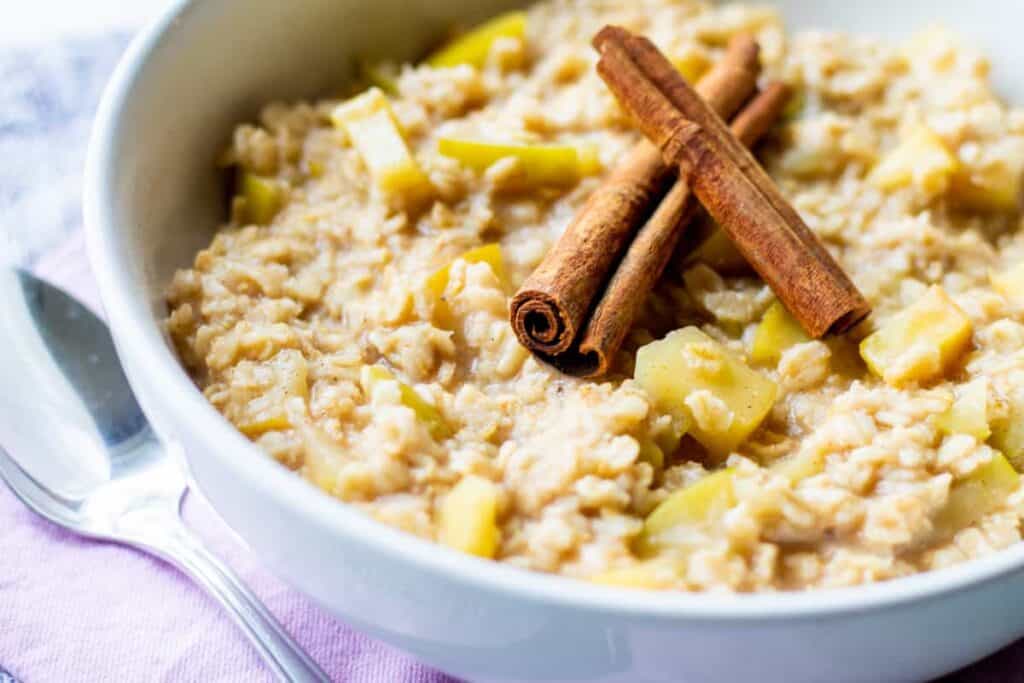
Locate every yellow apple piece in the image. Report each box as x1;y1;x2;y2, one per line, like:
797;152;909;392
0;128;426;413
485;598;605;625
239;173;285;225
635;327;778;457
750;300;811;365
990;262;1024;306
424;243;504;328
936;378;990;441
361;365;453;440
950;163;1022;213
439;475;501;558
686;226;748;273
590;557;684;589
331;88;432;200
424;243;505;299
932;452;1019;539
426;11;527;69
989;392;1024;471
670;50;711;84
770;450;825;484
638;469;735;552
301;425;347;494
869;125;959;196
859;286;973;386
438;138;600;188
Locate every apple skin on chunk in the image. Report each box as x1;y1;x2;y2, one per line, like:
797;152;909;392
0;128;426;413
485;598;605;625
426;12;527;69
361;365;453;441
438;138;601;189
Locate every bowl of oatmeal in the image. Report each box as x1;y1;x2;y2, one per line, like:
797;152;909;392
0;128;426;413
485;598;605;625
86;0;1024;680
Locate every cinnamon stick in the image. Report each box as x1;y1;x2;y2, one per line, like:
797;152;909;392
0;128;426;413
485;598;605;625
563;83;791;377
510;35;760;356
594;26;870;337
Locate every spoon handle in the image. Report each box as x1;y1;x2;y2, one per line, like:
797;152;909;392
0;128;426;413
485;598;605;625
141;514;331;683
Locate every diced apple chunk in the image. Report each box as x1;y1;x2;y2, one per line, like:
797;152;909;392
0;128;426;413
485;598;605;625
331;88;432;200
869;125;959;196
936;378;990;441
345;113;431;197
686;226;747;273
990;393;1024;471
426;11;527;69
990;262;1024;306
750;301;811;365
770;450;824;484
424;243;505;328
639;469;735;551
425;243;505;299
302;425;347;493
438;138;600;189
932;452;1019;539
635;327;778;457
239;173;285;225
670;50;711;84
332;86;392;123
439;475;501;558
590;557;684;589
859;286;973;386
237;415;291;437
361;365;453;440
951;164;1022;212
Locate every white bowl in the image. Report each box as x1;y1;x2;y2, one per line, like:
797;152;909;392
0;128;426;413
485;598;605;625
85;1;1024;681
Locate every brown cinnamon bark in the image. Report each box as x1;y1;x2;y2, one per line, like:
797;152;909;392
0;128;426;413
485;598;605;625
510;35;760;356
594;26;870;338
564;83;791;377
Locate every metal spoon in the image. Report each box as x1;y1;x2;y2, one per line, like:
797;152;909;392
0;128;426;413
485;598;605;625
0;269;330;683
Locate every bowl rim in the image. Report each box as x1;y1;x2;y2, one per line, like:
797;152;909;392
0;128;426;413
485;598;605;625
84;0;1024;621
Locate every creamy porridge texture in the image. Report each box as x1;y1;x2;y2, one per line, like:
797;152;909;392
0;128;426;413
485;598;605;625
166;0;1024;591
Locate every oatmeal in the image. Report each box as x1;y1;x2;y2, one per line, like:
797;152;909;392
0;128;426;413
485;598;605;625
166;0;1024;591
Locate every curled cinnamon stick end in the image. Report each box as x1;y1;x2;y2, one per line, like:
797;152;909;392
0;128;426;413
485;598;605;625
511;147;670;355
569;83;792;378
510;34;761;358
595;26;871;338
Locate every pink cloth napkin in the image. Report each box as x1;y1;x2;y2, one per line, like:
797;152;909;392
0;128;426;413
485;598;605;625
0;232;459;683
